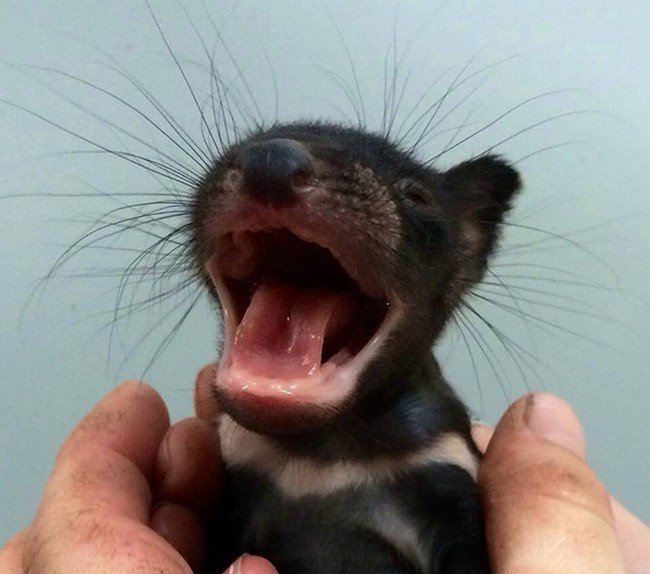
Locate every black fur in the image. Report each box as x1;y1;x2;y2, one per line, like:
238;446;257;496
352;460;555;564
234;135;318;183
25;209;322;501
192;121;520;572
219;464;486;574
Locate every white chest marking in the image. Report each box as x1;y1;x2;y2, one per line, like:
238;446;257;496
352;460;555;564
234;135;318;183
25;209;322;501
369;502;431;573
219;415;479;498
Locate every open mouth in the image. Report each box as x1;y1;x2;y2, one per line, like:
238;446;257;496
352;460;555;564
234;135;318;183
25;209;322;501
208;223;399;407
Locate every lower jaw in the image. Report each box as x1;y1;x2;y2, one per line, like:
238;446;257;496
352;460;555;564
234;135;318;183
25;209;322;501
214;355;356;433
212;290;403;435
214;383;342;435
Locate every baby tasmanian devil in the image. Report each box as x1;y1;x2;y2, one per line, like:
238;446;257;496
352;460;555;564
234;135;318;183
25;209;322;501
191;121;520;573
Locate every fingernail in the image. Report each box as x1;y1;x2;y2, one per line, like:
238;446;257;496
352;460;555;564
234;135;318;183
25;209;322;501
225;556;242;574
523;393;586;458
225;554;252;574
157;428;174;473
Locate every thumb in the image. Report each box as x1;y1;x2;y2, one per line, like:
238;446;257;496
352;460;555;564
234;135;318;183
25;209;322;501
479;393;626;574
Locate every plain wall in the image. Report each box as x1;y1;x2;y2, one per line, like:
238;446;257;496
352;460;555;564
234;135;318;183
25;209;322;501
1;0;649;544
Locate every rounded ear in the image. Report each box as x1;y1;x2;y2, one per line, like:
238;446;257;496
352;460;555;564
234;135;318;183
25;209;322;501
443;155;521;222
443;155;521;279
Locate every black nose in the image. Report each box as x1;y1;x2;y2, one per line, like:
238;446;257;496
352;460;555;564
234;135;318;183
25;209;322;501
236;138;314;205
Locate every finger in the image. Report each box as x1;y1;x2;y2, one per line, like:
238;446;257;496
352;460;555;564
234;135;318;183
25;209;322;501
23;381;192;573
0;528;30;573
194;363;219;421
472;413;650;572
223;554;279;574
479;393;626;573
154;417;222;518
151;503;205;573
151;417;222;571
68;379;170;474
24;518;192;573
611;497;650;574
37;380;170;523
471;423;494;453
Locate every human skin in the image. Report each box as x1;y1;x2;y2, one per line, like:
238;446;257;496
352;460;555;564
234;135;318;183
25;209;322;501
1;366;648;573
0;377;276;574
472;394;650;573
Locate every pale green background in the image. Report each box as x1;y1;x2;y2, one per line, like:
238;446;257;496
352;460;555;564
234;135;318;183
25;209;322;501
1;1;649;544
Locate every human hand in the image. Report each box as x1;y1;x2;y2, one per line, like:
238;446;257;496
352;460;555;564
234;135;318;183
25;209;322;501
0;379;277;574
4;376;647;574
473;393;650;574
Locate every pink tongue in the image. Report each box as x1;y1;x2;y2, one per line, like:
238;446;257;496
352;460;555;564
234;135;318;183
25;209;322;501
231;283;357;379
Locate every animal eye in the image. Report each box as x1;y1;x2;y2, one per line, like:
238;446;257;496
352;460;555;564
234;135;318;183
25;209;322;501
403;185;431;206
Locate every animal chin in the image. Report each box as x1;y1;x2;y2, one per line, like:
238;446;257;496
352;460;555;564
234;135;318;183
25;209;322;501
207;216;401;431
